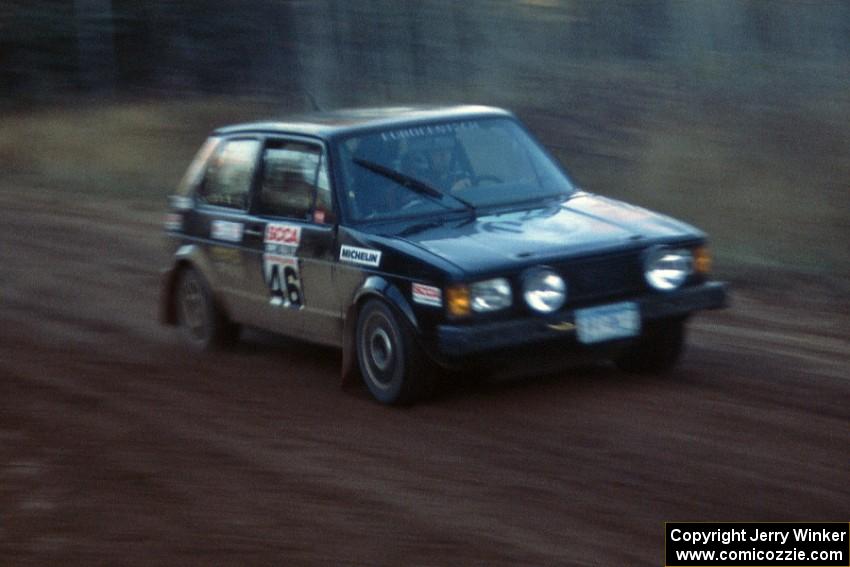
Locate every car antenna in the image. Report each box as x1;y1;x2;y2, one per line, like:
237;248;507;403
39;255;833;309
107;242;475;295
306;92;322;112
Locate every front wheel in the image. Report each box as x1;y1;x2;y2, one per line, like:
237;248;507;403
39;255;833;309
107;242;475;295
356;299;431;405
615;317;686;374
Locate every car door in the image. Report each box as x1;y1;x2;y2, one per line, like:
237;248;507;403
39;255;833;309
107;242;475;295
240;136;343;346
191;136;262;319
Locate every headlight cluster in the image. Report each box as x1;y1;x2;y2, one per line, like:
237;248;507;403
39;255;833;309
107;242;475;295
446;278;513;316
447;268;568;317
445;245;707;318
644;247;694;290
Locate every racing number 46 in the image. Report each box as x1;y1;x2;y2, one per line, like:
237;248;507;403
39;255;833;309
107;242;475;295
266;257;303;308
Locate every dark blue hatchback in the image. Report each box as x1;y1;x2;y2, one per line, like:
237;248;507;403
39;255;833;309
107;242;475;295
160;105;728;405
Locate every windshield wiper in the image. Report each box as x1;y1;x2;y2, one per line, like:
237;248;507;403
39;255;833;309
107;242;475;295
502;192;569;210
398;220;444;237
353;158;476;218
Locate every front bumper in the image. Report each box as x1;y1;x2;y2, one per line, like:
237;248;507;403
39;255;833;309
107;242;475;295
434;281;728;358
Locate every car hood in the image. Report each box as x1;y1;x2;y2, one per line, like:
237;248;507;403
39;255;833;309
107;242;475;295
373;193;703;275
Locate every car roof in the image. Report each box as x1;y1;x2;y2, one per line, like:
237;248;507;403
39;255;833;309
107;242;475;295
212;105;515;140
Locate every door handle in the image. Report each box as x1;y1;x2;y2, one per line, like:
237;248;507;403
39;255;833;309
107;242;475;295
244;228;263;237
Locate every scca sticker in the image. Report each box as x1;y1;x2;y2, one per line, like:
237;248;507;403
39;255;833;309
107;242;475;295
263;223;303;308
339;245;382;267
412;283;442;307
265;223;301;254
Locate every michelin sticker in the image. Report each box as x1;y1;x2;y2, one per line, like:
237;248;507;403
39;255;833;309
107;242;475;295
263;223;303;307
210;220;244;242
339;245;382;268
412;283;442;307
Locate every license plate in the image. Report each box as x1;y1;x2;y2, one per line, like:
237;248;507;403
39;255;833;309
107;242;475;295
575;302;640;344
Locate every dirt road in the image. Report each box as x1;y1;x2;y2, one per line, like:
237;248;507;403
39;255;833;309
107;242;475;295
1;186;847;565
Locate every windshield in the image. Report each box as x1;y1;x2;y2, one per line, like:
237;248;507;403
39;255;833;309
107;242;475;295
335;117;574;221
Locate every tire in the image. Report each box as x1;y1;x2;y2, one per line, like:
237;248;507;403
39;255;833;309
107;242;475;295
175;267;239;351
356;299;431;405
615;317;686;374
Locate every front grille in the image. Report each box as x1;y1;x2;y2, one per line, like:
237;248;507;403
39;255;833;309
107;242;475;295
556;251;645;305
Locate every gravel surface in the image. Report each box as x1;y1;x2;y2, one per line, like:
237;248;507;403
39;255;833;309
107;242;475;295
1;187;847;566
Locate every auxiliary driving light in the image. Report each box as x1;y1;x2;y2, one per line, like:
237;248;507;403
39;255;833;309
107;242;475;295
644;247;693;291
523;268;566;313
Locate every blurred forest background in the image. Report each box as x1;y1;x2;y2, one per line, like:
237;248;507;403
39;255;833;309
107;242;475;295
1;0;848;277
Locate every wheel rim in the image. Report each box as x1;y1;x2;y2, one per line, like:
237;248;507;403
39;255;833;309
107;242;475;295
178;276;208;342
370;328;393;371
360;310;400;389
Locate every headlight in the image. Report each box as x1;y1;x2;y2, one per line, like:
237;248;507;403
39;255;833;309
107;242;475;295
523;268;566;313
644;247;693;290
470;278;512;313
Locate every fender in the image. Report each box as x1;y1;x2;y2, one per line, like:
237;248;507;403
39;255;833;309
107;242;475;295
159;243;223;325
340;275;419;386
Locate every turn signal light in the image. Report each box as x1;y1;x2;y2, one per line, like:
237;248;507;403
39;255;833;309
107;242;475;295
446;285;471;317
694;246;712;275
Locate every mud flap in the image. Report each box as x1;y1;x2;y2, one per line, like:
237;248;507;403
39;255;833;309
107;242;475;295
340;308;359;387
159;267;178;325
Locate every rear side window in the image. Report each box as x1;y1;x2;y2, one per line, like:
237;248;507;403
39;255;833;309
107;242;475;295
198;138;261;209
176;137;221;196
257;140;332;221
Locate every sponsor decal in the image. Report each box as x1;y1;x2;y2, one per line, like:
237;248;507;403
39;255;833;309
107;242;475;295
264;223;301;255
412;283;442;307
164;212;182;231
210;220;244;242
379;121;479;142
339;245;382;268
263;223;304;308
264;254;303;308
169;196;194;211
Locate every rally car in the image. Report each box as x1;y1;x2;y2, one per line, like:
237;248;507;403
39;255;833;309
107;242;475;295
160;105;727;404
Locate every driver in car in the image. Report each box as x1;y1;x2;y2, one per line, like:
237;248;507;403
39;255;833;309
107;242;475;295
403;135;471;193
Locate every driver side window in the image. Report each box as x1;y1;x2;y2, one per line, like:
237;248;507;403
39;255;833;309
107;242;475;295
257;140;333;222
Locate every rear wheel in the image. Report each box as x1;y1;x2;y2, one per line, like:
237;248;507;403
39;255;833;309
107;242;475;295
615;317;686;374
356;299;431;405
175;267;239;351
